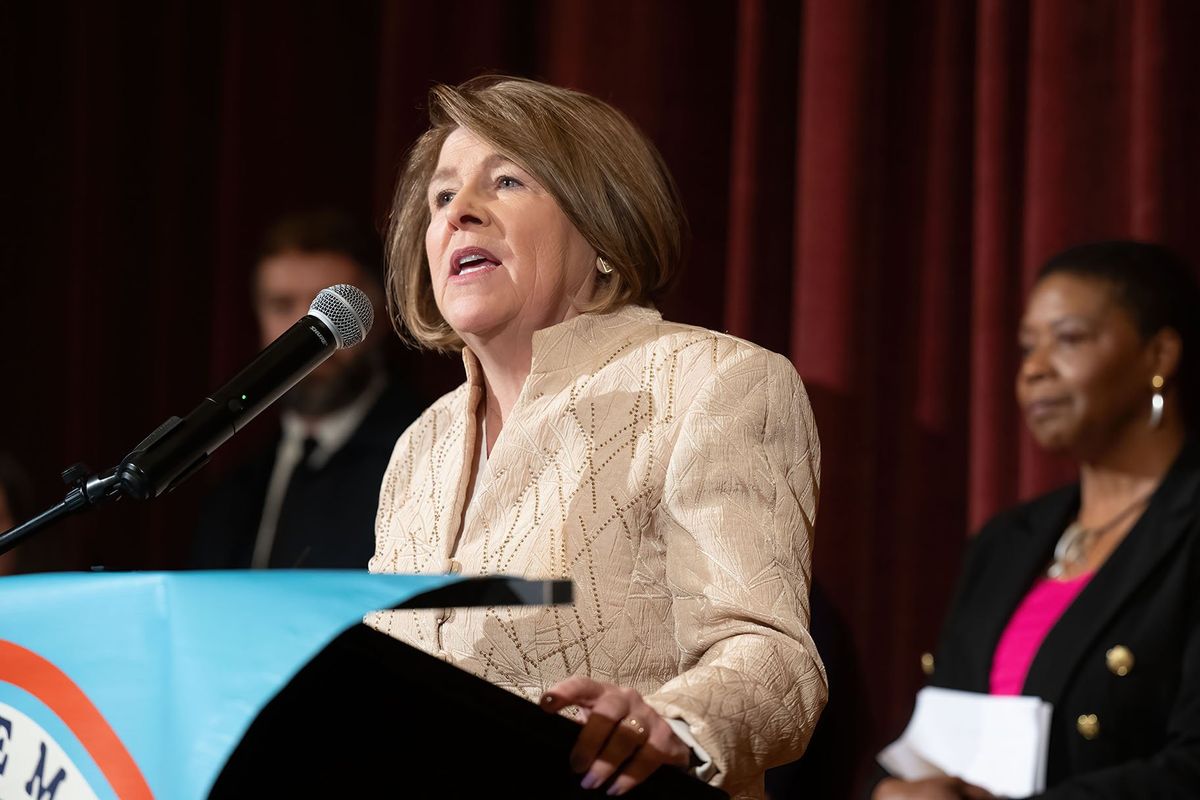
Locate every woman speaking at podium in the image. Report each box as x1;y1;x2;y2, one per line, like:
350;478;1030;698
365;76;826;799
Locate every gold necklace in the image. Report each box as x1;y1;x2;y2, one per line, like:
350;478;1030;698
1047;493;1151;579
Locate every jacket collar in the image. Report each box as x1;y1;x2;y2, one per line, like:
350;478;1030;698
459;304;662;382
445;304;663;560
1022;440;1200;703
955;440;1200;697
959;485;1077;692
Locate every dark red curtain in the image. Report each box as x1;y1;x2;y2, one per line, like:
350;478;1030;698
4;0;1200;790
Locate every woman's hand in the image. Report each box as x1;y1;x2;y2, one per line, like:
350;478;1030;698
541;676;692;795
873;776;995;800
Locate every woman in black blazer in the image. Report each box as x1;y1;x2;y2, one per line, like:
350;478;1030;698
876;241;1200;799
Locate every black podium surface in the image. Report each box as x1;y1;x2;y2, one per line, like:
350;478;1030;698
212;623;727;798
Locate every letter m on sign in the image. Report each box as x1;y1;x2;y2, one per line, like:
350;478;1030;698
24;741;66;800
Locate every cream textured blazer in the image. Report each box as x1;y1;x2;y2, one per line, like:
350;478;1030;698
366;305;826;798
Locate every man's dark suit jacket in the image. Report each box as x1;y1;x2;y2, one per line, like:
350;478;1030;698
922;440;1200;797
192;379;421;569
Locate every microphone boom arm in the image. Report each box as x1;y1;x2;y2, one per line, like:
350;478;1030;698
0;286;371;559
0;464;124;557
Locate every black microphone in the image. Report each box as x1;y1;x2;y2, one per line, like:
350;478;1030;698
115;284;374;500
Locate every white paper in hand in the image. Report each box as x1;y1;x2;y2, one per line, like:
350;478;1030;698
877;686;1052;797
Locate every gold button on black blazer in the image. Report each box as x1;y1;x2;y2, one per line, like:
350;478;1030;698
877;441;1200;797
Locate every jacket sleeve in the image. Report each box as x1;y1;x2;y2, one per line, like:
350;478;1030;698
643;347;827;794
863;497;1005;796
925;515;1008;692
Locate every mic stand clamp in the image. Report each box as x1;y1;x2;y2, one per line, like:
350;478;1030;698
61;462;125;511
0;414;187;557
0;463;125;558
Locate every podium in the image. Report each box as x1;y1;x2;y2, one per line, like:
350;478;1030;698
216;623;725;797
0;572;725;799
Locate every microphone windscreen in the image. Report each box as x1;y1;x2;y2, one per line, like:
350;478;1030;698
310;284;373;349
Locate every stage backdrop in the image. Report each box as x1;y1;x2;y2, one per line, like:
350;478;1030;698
3;0;1199;791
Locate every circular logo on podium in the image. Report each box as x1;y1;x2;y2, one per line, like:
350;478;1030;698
0;641;150;800
0;700;100;800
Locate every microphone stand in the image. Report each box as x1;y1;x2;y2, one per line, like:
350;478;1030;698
0;463;125;557
0;287;371;560
0;414;188;558
0;286;371;559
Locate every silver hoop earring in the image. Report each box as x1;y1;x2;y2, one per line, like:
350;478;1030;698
596;255;614;275
1150;374;1165;429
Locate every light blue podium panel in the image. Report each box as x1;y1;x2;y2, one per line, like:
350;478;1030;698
0;571;567;800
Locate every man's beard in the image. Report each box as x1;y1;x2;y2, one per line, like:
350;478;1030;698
281;351;381;416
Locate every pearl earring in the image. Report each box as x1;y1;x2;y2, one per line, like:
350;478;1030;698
1150;374;1165;429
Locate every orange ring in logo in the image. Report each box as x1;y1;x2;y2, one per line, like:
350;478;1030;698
0;640;152;800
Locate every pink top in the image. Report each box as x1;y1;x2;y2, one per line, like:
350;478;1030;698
989;572;1094;695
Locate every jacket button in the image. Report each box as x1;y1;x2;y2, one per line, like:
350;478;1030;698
1077;714;1100;740
1106;645;1134;676
920;652;935;676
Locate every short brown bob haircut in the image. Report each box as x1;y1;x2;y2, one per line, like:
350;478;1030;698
386;75;688;351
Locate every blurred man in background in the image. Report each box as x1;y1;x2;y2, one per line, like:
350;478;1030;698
193;210;421;569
